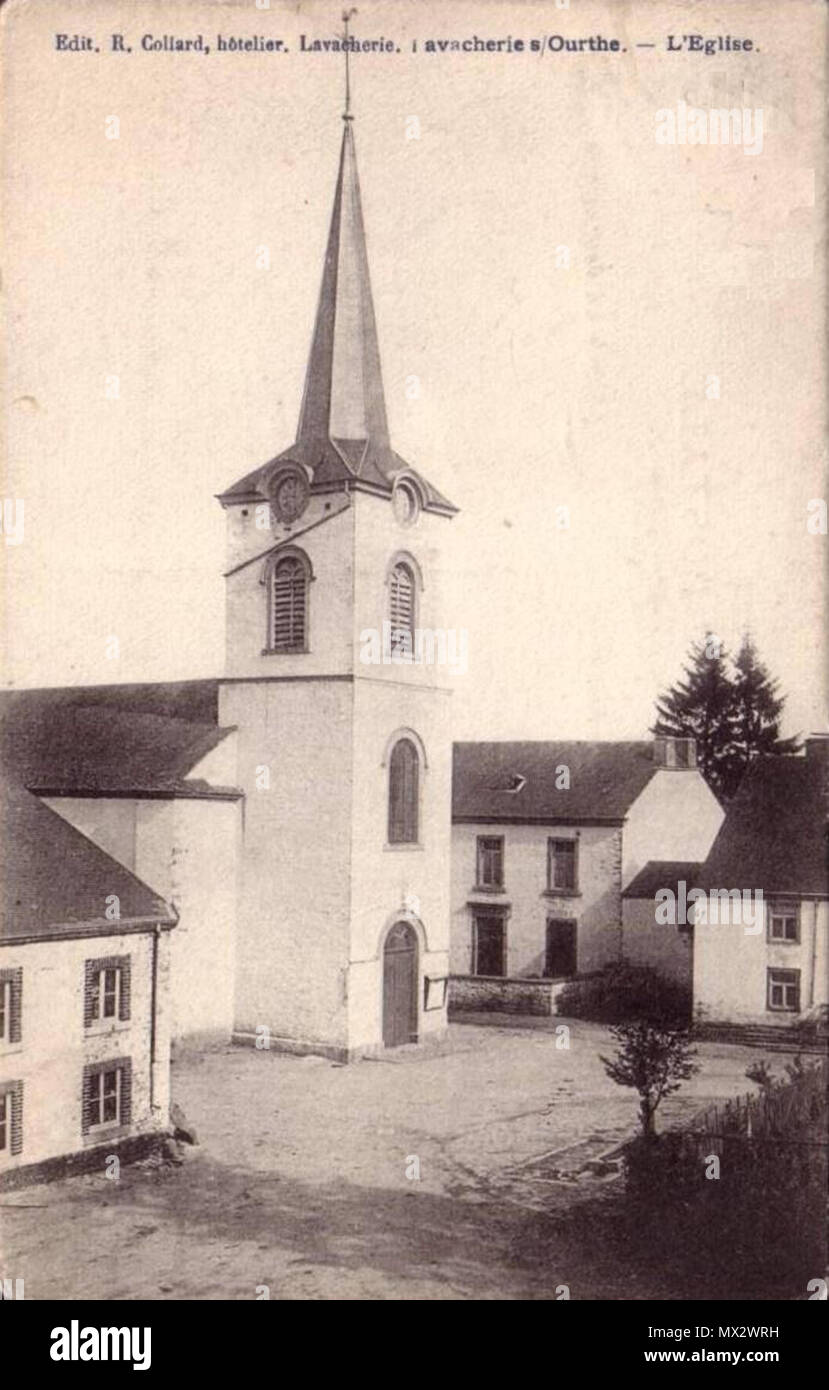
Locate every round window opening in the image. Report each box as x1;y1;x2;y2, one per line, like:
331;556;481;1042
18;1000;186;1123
269;467;309;524
393;481;420;527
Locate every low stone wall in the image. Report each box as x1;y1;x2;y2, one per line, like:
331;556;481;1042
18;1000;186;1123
0;1131;169;1193
449;975;565;1016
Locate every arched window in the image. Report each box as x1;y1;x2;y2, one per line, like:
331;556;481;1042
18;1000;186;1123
267;550;310;652
389;560;415;658
388;737;419;844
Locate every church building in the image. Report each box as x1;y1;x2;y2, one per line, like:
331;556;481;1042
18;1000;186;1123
1;101;457;1064
214;107;458;1058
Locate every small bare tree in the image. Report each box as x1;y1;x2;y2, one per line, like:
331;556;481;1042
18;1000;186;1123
600;1020;699;1137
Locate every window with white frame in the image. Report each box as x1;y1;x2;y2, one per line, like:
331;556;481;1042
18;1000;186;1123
82;1059;132;1133
767;900;800;943
84;956;130;1027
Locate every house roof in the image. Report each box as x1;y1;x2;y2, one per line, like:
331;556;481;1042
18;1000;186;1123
695;755;828;898
0;681;239;797
217;120;456;515
0;778;175;942
452;741;658;823
623;861;703;899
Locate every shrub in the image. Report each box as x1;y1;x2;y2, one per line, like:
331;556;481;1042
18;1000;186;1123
600;1020;699;1136
556;962;691;1026
622;1058;828;1296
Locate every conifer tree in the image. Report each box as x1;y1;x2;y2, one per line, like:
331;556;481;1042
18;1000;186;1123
653;632;799;802
727;635;799;796
653;633;736;800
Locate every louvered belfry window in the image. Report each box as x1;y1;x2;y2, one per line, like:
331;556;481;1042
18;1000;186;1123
388;737;419;844
271;555;307;651
389;561;415;657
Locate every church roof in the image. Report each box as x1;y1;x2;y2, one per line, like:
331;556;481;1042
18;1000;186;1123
453;741;659;824
0;681;239;798
0;777;175;942
217;120;456;515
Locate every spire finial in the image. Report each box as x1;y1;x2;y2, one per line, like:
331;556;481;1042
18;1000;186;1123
342;8;357;120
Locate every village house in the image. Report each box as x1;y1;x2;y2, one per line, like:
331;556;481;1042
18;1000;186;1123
0;778;176;1189
0;687;242;1044
449;736;723;1011
691;736;829;1032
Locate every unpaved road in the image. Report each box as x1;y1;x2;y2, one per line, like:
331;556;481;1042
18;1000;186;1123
1;1019;785;1300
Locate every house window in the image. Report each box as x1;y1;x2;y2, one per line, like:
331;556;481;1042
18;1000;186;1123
473;914;506;976
269;553;309;652
84;956;131;1027
0;1082;23;1156
0;969;22;1044
388;737;420;844
82;1058;132;1134
476;836;504;890
767;900;800;943
548;838;578;893
767;968;800;1013
389;560;415;657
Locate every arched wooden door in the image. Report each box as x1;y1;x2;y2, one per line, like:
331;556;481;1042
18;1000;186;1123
383;922;418;1047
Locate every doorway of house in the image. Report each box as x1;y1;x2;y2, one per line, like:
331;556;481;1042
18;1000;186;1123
545;919;577;978
383;921;418;1047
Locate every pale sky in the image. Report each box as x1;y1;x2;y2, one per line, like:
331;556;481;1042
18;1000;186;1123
2;0;826;740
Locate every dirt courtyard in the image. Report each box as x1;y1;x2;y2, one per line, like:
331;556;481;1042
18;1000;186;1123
1;1018;788;1300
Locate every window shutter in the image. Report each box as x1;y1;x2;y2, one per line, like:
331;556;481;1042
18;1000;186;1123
81;1066;93;1135
120;1060;132;1127
271;557;306;650
9;969;22;1044
0;968;23;1043
10;1082;23;1156
119;956;131;1021
84;960;96;1027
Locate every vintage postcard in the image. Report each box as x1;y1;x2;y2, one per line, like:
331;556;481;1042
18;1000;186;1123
0;0;826;1343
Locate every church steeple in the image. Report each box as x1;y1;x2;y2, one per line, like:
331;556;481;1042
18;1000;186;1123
296;118;390;455
217;34;455;514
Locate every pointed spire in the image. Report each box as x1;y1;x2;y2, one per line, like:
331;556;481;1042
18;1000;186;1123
296;27;390;460
217;22;457;514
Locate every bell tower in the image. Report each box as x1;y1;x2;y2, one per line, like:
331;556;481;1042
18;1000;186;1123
217;51;457;1058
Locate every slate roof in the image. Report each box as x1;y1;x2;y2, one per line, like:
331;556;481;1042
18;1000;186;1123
217;121;456;515
0;681;239;797
0;777;175;942
623;861;703;899
452;742;658;823
695;755;829;898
